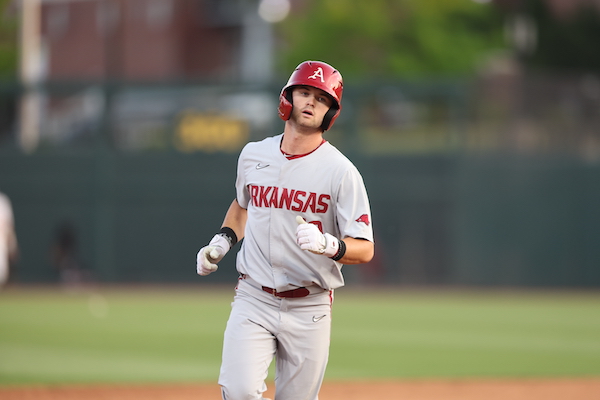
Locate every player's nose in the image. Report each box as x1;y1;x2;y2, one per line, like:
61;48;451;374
305;94;316;106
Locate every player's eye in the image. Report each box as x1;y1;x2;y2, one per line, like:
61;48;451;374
318;96;331;105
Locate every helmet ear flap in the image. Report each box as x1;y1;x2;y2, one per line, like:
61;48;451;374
321;106;339;131
278;89;293;121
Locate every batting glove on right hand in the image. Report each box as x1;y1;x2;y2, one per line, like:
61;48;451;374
295;216;340;257
196;234;231;276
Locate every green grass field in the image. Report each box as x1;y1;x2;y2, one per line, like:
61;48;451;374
1;285;599;385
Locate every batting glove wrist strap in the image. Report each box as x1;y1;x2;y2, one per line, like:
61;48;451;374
330;237;346;261
208;233;231;256
218;227;238;247
322;233;340;258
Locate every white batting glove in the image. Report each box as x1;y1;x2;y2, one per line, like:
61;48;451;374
295;216;340;257
196;234;231;276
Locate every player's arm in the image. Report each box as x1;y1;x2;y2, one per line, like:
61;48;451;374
220;199;247;242
8;227;18;263
196;199;247;276
337;237;374;265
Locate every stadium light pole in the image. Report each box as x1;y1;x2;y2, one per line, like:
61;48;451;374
18;0;43;153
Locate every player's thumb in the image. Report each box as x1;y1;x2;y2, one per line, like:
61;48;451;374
296;216;307;225
209;247;222;260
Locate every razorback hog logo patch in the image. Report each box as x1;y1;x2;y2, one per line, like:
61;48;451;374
355;214;370;226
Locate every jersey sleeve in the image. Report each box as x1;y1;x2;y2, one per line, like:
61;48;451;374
335;166;374;242
235;145;250;209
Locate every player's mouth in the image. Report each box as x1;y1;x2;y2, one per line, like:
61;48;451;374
302;109;314;116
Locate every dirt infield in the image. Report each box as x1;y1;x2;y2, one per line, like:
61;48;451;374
1;378;599;400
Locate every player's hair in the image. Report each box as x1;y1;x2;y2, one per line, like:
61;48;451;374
278;61;343;131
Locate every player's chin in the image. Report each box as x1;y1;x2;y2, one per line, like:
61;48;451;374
299;119;321;131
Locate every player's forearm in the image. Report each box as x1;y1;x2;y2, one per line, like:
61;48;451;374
221;199;247;242
337;237;374;264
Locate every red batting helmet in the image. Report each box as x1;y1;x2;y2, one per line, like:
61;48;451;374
278;60;343;131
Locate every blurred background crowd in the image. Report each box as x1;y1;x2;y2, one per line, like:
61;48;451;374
0;0;599;288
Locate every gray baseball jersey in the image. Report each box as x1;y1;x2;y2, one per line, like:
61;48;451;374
234;133;374;292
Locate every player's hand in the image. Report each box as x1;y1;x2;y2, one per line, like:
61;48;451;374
295;216;339;257
196;234;231;276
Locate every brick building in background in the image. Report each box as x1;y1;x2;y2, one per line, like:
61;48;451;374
36;0;271;83
11;0;275;152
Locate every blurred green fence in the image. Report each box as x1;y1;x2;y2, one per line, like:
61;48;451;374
1;76;599;287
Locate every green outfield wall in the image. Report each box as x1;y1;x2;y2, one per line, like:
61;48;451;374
1;149;599;287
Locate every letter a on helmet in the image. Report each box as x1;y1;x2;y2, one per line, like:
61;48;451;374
278;61;343;131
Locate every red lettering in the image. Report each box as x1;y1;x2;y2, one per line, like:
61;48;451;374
249;185;330;213
317;194;330;213
302;192;317;213
258;186;272;207
250;185;259;206
279;188;295;210
292;190;306;212
269;187;279;208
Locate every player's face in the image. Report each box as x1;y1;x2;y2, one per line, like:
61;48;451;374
290;86;333;131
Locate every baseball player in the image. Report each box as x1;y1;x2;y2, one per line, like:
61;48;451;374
196;60;374;400
0;192;18;288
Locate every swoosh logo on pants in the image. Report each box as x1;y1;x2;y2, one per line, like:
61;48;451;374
312;315;326;323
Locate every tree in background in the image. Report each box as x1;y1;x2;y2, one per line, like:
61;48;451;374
521;0;600;73
0;0;18;79
276;0;507;81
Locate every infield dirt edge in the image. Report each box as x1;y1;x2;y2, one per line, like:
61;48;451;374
1;378;599;400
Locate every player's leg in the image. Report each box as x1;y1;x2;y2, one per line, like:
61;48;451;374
219;286;278;400
273;293;333;400
0;244;9;287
